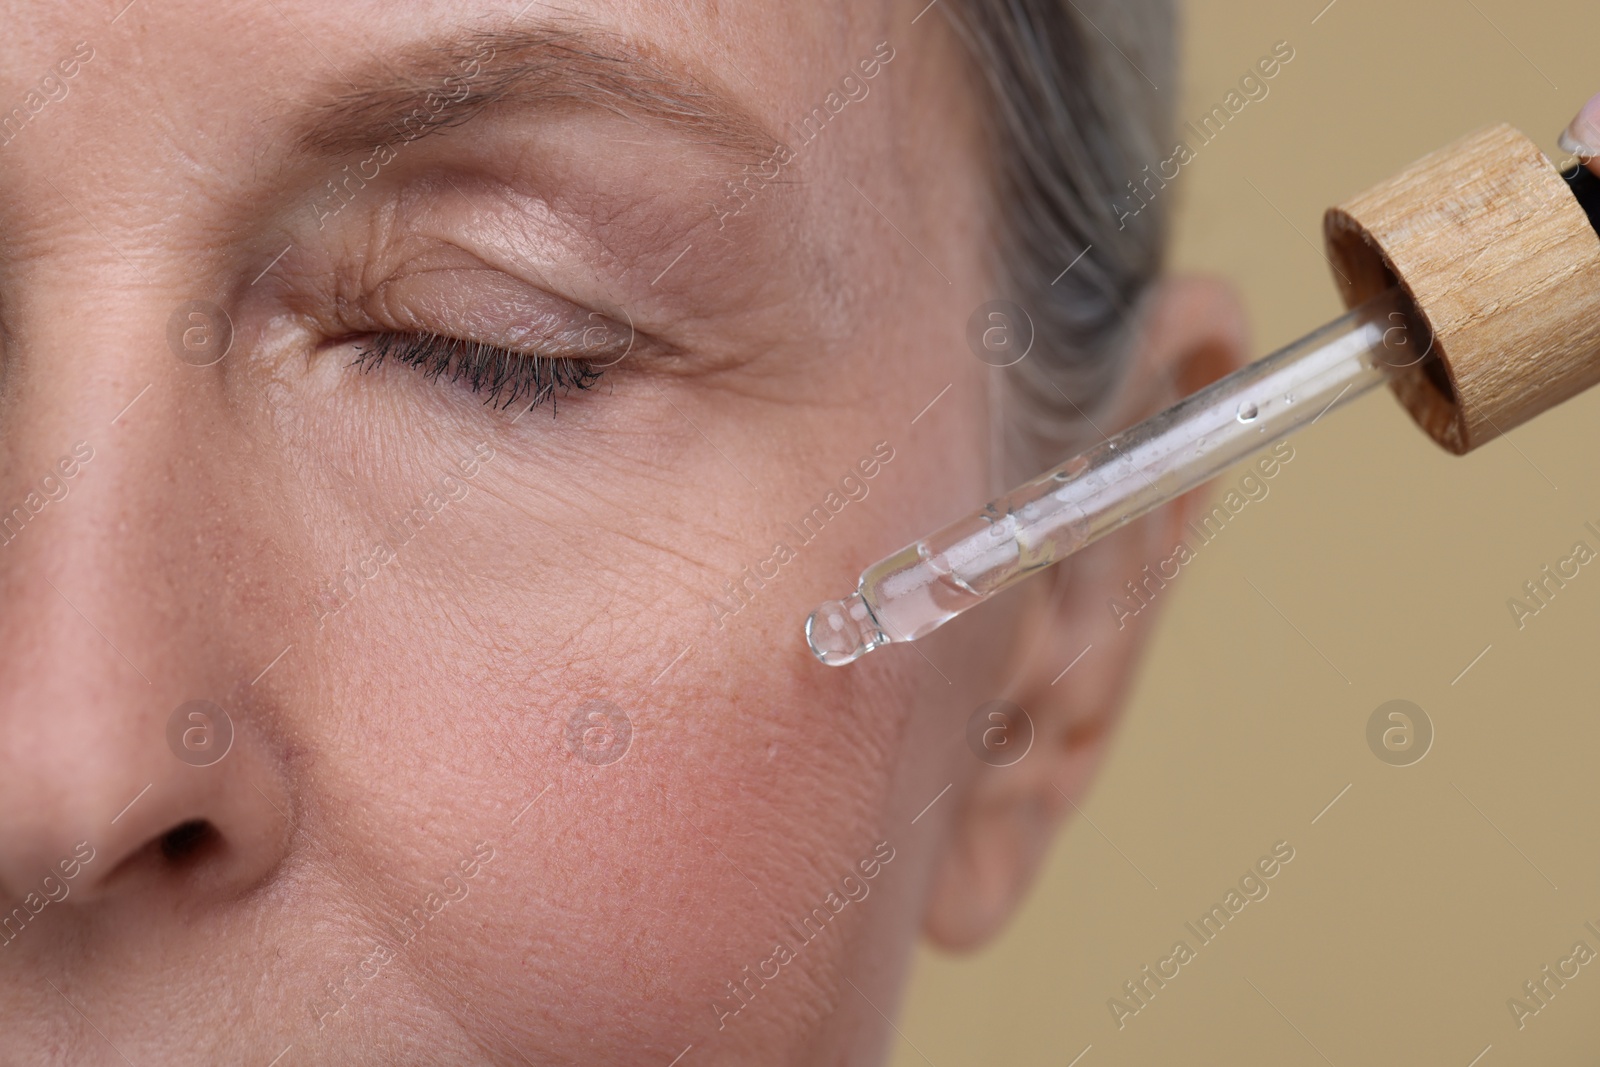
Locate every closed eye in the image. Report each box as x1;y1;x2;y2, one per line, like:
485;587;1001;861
351;331;604;411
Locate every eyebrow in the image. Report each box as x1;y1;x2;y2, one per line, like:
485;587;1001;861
295;24;779;164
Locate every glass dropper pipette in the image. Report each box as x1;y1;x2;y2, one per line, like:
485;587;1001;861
805;286;1422;666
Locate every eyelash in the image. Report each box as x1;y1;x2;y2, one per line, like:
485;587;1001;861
351;332;604;412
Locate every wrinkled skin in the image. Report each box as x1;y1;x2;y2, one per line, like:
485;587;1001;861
0;1;1244;1063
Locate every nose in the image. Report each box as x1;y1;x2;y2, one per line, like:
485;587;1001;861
0;672;291;906
0;310;293;911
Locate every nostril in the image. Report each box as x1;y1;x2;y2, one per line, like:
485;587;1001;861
158;820;219;866
84;817;250;899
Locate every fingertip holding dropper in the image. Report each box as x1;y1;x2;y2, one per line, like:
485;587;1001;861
1559;91;1600;163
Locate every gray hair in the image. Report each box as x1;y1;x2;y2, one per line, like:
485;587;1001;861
941;0;1177;484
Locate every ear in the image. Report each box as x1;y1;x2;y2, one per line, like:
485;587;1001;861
922;275;1249;950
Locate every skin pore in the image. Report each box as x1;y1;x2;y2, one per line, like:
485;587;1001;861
0;1;1244;1064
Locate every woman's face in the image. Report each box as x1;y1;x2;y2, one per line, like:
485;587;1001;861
0;1;1218;1063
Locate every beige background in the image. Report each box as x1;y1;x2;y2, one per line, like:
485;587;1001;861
893;1;1600;1064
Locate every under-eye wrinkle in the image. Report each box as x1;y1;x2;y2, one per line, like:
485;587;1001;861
353;332;603;411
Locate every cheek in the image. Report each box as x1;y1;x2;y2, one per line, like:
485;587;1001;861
260;399;965;1053
304;576;927;1054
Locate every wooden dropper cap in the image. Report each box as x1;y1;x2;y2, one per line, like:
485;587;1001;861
1324;123;1600;454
